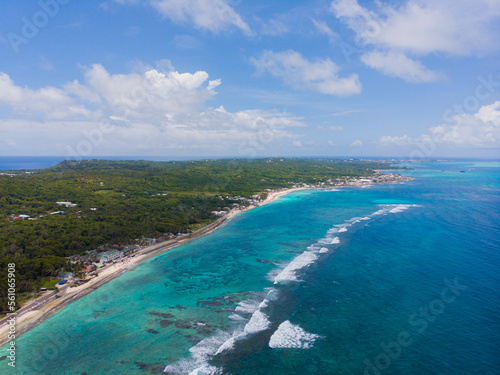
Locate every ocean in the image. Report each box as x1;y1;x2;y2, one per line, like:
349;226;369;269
1;161;499;374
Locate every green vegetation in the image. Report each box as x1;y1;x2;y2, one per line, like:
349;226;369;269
0;157;401;311
39;278;61;290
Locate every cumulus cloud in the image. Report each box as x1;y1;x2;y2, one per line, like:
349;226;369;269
80;64;221;119
378;101;500;149
0;73;95;120
116;0;251;35
330;0;500;82
250;50;362;96
0;64;305;156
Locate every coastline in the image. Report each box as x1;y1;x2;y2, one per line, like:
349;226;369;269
0;187;301;346
0;177;411;346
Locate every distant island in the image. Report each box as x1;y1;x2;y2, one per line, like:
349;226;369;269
0;158;410;318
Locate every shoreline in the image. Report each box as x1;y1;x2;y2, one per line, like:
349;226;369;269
0;187;301;347
0;176;411;346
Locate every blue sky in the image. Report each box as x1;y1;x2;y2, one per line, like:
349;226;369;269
1;0;499;159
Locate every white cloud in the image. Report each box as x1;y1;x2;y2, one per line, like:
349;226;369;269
70;64;220;120
330;0;500;81
350;139;363;147
0;73;95;120
329;126;344;131
361;50;442;83
328;140;336;146
292;140;303;147
378;101;500;149
250;50;362;96
312;19;337;43
118;0;252;35
331;0;500;55
377;135;414;147
0;64;305;156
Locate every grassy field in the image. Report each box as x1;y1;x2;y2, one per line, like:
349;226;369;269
40;279;61;290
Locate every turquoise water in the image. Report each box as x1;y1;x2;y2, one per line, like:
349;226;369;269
2;162;499;374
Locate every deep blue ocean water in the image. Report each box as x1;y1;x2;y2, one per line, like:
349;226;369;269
1;161;499;375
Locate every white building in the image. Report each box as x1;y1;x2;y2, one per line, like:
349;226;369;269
56;201;77;208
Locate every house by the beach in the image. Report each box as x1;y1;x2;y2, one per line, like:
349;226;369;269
78;265;94;275
122;245;140;256
99;250;123;263
57;272;74;280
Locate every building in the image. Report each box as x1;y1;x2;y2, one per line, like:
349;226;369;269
57;272;74;280
99;250;123;263
56;201;77;208
122;245;140;256
78;265;94;275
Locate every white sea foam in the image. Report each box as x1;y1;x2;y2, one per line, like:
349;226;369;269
228;313;247;321
265;287;280;301
215;337;236;355
372;209;387;216
244;310;271;335
327;228;339;235
319;247;329;254
273;251;318;284
235;300;261;315
389;204;411;213
187;365;219;375
318;238;334;245
266;267;284;282
269;321;322;349
258;299;269;309
331;237;340;244
360;217;371;220
338;227;348;233
164;332;229;374
346;217;364;223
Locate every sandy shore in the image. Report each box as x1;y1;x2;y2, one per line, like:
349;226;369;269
0;178;411;345
0;187;302;346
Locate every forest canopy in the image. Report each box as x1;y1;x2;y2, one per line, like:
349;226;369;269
0;157;402;311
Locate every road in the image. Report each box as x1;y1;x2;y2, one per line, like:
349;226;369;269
0;214;228;332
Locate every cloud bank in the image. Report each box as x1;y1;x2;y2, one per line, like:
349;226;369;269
0;64;304;156
378;101;500;150
331;0;500;82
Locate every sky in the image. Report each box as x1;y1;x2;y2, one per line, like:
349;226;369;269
0;0;500;159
